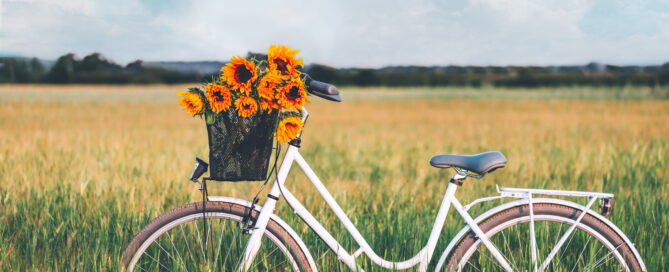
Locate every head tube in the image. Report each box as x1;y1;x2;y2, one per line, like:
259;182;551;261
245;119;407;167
301;106;310;125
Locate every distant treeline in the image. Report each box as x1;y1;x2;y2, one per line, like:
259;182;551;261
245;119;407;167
0;53;201;84
2;52;669;87
308;63;669;88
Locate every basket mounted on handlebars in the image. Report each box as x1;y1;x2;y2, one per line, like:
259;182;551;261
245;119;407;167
207;110;278;181
177;45;311;182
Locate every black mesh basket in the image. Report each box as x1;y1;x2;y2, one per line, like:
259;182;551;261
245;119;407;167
206;110;279;181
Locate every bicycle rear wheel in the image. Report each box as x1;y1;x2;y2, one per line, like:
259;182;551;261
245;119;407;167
122;201;311;271
443;203;642;271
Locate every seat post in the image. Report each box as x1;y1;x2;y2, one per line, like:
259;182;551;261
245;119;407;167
424;172;461;263
450;170;468;186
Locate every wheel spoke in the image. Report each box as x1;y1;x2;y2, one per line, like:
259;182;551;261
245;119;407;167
583;244;606;271
515;224;523;261
167;230;189;272
253;245;280;270
447;210;633;272
269;258;288;271
591;254;615;271
477;247;506;271
465;260;482;271
555;225;577;267
213;218;227;271
179;224;194;263
194;217;206;259
153;239;182;268
555;222;564;246
134;263;148;272
223;224;240;268
500;228;518;270
586;243;624;271
142;251;172;271
235;242;247;271
126;207;300;272
205;215;213;257
571;235;592;272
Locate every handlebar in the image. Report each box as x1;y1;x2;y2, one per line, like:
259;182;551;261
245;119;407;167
302;74;342;102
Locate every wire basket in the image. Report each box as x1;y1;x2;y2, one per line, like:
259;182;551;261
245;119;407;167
206;110;279;181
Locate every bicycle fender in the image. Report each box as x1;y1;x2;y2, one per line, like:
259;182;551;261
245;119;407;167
207;196;318;271
434;198;646;272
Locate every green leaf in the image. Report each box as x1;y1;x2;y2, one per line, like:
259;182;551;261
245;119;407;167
206;112;216;125
188;87;203;94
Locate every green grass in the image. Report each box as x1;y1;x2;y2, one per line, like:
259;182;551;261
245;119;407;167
0;84;667;270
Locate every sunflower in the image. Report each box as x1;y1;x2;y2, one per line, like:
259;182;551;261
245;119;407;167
221;56;258;94
257;70;282;101
204;84;232;113
177;91;204;116
234;96;258;117
259;99;280;113
268;44;303;78
276;116;303;143
276;78;308;110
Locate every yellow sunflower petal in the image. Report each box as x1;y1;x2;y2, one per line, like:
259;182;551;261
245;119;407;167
234;96;258;117
221;56;258;94
276;116;303;143
268;44;302;78
258;70;282;101
205;84;232;113
178;92;204;116
276;77;308;110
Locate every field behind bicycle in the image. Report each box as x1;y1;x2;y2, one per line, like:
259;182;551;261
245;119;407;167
0;84;667;270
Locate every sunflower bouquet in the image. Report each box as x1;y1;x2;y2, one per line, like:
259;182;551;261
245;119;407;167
177;45;308;181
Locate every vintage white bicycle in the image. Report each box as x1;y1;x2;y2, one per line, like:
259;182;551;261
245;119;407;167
122;77;646;271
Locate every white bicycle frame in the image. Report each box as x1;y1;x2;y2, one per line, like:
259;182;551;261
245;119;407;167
229;107;645;272
231;107;510;271
238;141;516;271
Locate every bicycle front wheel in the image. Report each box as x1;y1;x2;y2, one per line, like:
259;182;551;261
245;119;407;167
444;203;643;271
122;201;311;271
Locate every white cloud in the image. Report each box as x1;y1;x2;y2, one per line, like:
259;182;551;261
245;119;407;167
1;0;668;66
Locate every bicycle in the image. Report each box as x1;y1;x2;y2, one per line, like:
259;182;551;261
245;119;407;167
122;76;646;271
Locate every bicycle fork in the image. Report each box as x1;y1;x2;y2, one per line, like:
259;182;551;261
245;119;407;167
239;195;279;271
238;145;297;271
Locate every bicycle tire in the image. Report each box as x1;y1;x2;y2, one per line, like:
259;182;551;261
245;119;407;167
122;201;311;271
443;203;642;271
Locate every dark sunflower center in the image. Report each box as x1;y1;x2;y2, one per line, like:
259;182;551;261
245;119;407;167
275;59;289;75
212;92;223;101
235;65;253;83
242;102;252;109
287;86;301;100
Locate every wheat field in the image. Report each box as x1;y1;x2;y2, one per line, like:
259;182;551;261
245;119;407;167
0;84;667;270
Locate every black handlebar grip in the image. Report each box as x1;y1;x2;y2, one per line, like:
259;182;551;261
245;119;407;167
303;73;342;102
308;79;339;95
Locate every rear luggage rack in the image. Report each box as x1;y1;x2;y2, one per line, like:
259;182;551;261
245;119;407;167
497;186;614;199
464;185;614;217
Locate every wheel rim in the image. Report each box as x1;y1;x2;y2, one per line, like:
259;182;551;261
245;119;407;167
127;212;299;271
456;215;630;272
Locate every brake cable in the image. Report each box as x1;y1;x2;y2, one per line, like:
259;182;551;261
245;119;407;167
241;140;282;232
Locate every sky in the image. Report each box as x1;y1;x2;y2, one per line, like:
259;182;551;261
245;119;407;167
1;0;669;68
